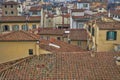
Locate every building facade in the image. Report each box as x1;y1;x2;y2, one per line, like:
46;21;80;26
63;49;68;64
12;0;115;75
2;1;23;16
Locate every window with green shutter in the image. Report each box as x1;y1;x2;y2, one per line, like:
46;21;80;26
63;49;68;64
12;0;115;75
12;25;19;31
22;25;28;31
106;31;117;40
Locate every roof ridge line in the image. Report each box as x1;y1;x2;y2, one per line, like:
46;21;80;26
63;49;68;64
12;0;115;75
21;30;38;40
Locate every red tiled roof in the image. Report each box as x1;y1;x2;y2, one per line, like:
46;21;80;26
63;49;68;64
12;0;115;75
0;16;41;22
61;13;70;18
39;29;88;40
39;28;64;35
69;29;88;40
71;9;86;12
110;10;120;15
3;1;18;5
0;34;2;37
0;52;120;79
29;6;41;11
0;31;39;41
72;15;91;19
97;22;120;30
39;39;85;52
77;0;90;3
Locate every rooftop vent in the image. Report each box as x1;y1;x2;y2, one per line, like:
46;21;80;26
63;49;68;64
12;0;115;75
65;31;70;34
49;43;60;48
115;56;120;65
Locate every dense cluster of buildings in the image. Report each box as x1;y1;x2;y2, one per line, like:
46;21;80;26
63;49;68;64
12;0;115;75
0;0;120;79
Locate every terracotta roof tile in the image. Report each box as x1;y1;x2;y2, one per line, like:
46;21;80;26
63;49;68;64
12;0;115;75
77;0;90;3
97;22;120;30
0;31;39;41
0;16;41;22
2;1;18;5
71;9;86;12
39;39;85;52
69;29;88;40
29;6;41;11
0;52;120;79
39;28;64;35
110;10;120;15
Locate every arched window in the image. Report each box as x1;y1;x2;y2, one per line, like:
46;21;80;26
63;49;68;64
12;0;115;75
3;25;10;32
12;25;19;31
22;25;28;31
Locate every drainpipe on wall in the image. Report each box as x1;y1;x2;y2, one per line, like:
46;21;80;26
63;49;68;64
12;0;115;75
36;41;39;55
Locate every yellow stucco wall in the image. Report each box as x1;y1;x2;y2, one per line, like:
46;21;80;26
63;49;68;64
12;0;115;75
0;41;37;63
39;48;51;54
1;22;40;31
41;35;63;41
71;40;87;50
96;30;120;52
53;16;70;27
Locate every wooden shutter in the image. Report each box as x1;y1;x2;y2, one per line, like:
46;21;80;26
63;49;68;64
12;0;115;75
114;31;117;40
106;31;109;40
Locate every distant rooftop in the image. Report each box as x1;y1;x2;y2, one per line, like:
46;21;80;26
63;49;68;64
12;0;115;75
0;31;39;41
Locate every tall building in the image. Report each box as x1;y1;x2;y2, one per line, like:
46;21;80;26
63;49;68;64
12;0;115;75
2;1;23;16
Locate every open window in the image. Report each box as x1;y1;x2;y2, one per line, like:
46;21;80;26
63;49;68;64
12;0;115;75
3;25;10;32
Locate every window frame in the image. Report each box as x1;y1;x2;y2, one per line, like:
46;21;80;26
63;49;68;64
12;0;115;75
12;25;19;31
11;5;13;8
22;25;28;31
29;49;33;55
106;31;117;41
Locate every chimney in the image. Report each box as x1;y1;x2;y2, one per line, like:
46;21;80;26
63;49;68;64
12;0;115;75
90;51;96;57
108;10;111;17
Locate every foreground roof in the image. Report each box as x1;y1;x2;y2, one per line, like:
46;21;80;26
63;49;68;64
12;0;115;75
0;52;120;79
0;31;39;41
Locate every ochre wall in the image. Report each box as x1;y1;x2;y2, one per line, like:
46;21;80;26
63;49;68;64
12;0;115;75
1;22;40;31
96;30;120;52
41;35;63;41
39;48;51;54
0;41;37;63
71;40;87;50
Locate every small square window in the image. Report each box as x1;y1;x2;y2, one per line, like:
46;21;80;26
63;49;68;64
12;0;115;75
11;11;14;14
29;49;33;55
68;39;71;44
5;5;7;8
57;37;61;40
106;31;117;40
5;11;7;14
11;5;13;8
32;25;36;29
78;41;81;46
